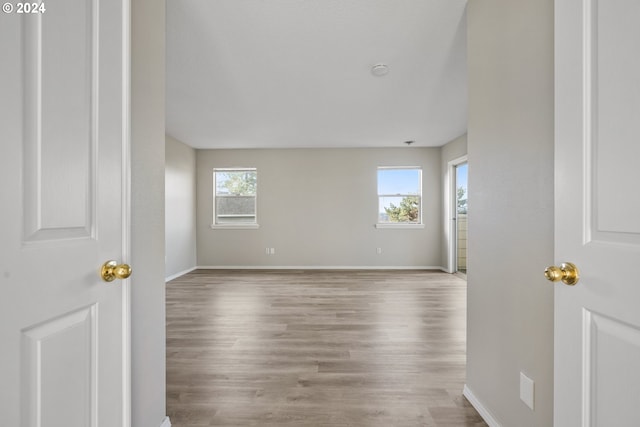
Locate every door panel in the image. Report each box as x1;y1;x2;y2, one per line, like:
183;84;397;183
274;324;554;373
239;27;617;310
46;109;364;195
0;0;130;425
23;1;95;241
22;306;96;427
555;0;640;425
590;0;640;241
583;311;640;426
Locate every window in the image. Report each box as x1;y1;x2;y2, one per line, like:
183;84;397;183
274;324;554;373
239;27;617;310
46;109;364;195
212;168;258;228
377;167;422;227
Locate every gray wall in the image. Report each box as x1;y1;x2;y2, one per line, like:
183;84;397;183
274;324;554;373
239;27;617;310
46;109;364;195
467;0;554;426
166;135;197;279
196;148;443;268
131;0;167;425
440;134;467;271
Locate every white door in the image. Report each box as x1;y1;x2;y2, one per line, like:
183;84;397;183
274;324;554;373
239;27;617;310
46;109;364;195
554;0;640;425
0;1;130;426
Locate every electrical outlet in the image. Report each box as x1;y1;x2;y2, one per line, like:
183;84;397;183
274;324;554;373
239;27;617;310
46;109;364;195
270;248;275;255
265;248;270;255
376;248;382;255
520;372;535;410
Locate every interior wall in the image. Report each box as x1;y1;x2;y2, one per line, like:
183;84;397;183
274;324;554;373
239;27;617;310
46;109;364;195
440;134;467;272
165;135;197;279
131;0;167;425
196;148;443;268
466;1;554;426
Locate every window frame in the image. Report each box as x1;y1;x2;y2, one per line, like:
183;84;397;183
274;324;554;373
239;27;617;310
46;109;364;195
211;167;259;229
375;166;424;229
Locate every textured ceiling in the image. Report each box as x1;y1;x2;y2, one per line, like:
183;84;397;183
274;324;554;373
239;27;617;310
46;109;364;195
166;0;468;149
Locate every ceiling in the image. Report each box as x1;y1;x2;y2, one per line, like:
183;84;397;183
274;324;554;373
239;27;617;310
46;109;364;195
166;0;468;149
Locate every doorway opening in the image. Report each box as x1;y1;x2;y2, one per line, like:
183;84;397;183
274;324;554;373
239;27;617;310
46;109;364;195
448;156;468;276
455;162;468;274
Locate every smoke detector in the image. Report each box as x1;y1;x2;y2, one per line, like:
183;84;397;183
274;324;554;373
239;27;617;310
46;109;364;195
371;64;389;77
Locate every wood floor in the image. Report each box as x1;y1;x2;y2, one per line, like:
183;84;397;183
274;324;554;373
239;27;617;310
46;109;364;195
166;270;488;427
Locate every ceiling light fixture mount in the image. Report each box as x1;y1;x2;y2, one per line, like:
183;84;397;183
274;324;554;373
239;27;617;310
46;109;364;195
371;63;389;77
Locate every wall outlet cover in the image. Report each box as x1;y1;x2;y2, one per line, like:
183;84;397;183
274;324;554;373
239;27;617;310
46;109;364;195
520;372;535;410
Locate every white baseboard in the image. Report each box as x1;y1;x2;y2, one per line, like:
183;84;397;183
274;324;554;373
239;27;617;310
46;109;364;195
196;265;447;271
463;385;502;427
165;267;197;282
159;416;171;427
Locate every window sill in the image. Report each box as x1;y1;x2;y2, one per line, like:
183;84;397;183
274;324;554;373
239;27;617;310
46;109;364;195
210;224;260;230
375;223;425;229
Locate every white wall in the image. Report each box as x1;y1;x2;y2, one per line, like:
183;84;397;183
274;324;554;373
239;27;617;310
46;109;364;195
131;0;167;425
466;1;554;426
440;134;467;271
166;135;197;279
196;148;443;268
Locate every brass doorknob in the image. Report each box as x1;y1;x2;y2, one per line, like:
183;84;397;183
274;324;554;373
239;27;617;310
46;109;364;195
100;260;132;282
544;262;579;286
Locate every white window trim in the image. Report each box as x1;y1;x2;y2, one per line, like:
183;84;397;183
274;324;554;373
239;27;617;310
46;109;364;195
212;168;258;229
376;166;423;227
375;223;425;229
210;223;260;230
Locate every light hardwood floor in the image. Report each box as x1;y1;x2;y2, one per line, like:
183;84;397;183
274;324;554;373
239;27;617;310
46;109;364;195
166;270;488;427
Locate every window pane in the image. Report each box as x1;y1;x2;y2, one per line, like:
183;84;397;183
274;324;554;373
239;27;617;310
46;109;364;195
377;169;420;195
216;196;256;223
215;171;257;196
379;196;420;223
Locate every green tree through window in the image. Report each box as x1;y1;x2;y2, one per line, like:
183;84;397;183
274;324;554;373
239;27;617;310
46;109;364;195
385;196;419;222
457;186;467;214
216;170;256;195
